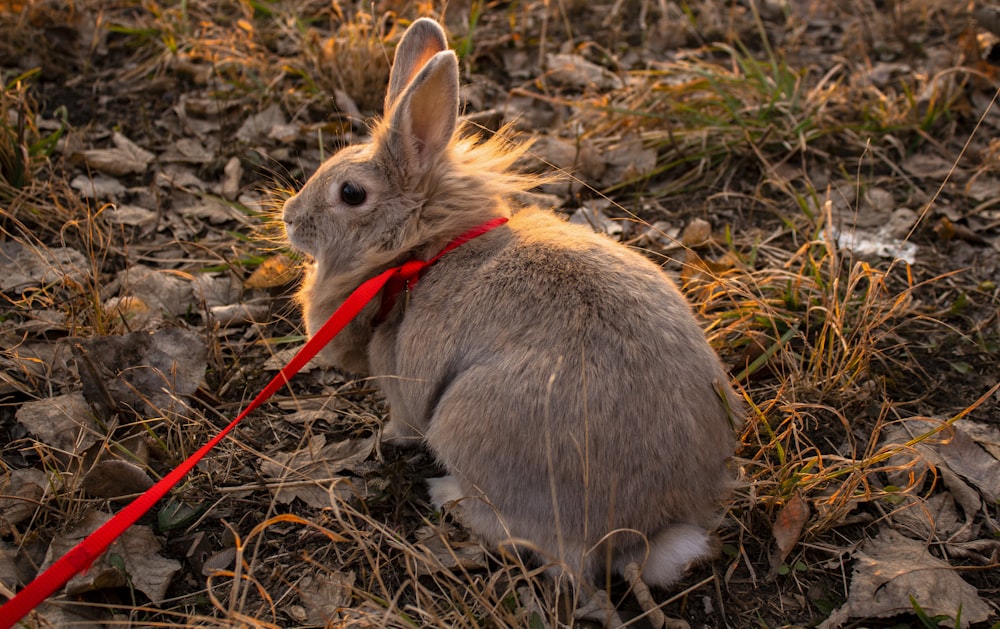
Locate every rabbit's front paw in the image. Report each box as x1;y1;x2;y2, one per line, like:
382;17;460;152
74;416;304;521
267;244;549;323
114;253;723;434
381;417;424;447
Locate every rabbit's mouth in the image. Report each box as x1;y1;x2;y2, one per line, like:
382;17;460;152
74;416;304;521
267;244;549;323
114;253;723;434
283;214;317;255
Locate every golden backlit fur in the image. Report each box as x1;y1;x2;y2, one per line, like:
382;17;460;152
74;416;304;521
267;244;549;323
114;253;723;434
283;18;742;590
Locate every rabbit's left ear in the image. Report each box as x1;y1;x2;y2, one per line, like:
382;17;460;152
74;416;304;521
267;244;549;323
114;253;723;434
382;50;459;177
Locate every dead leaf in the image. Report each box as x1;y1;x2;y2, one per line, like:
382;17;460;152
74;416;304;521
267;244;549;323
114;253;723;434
81;132;155;176
217;156;242;200
891;492;963;542
160;137;213;164
889;419;1000;506
600;134;657;186
0;240;89;293
236;103;297;144
72;328;207;418
103;204;158;230
297;571;355;625
818;528;991;628
15;392;99;456
0;468;50;535
769;493;810;576
209;302;271;326
41;510;181;604
70;173;126;200
245;254;299;289
413;523;488;575
81;460;155;499
569;202;622;239
259;435;375;508
681;218;713;247
178;197;250;225
545;53;623;91
115;264;194;318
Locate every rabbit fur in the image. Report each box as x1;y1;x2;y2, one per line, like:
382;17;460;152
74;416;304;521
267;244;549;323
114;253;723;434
283;17;742;589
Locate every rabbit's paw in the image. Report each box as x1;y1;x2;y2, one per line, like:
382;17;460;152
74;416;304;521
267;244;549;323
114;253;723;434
426;474;464;507
381;418;424;447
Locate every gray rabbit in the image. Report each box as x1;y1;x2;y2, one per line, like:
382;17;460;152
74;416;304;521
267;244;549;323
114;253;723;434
283;17;742;593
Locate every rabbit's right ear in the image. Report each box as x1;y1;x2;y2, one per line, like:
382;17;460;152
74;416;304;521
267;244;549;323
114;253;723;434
381;49;459;179
386;18;448;112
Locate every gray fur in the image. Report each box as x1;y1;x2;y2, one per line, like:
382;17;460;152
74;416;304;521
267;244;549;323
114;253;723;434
283;17;742;588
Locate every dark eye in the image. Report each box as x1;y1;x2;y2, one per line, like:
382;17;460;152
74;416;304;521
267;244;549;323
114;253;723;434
340;181;367;206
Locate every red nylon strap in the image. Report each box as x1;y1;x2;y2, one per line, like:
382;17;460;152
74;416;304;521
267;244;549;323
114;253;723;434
378;216;510;320
0;216;508;629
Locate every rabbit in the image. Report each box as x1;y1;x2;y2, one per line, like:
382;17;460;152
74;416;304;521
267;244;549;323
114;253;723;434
282;17;742;592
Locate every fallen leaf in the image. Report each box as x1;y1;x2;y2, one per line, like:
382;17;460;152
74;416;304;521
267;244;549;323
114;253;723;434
72;328;207;418
0;240;89;293
259;435;375;508
81;131;154;176
600;134;657;187
178;196;250;225
103;204;158;230
890;491;963;542
297;571;355;624
15;392;99;456
244;253;299;289
220;156;242;200
545;53;624;91
413;523;488;575
0;468;50;535
569;202;622;239
818;528;991;628
681;218;713;247
236;103;297;144
41;510;181;604
81;460;155;499
115;263;194;318
70;173;126;200
769;493;810;576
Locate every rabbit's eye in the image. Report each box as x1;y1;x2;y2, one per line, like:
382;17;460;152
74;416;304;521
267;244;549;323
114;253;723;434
340;182;367;206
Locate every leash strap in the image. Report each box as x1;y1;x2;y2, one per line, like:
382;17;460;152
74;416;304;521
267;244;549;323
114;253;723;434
0;216;508;628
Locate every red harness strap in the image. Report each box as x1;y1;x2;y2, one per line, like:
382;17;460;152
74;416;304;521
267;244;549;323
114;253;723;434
0;216;508;629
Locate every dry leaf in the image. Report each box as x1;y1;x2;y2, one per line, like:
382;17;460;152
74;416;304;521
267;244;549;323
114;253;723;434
103;204;158;230
0;468;50;535
259;435;375;508
681;218;712;247
41;510;181;604
413;523;488;575
545;53;623;91
178;197;249;225
569;202;622;239
81;131;154;176
81;460;155;499
72;328;207;418
114;264;194;318
15;392;99;456
0;240;89;293
769;493;810;575
819;528;991;628
220;156;242;200
70;173;126;199
244;253;299;289
297;571;355;625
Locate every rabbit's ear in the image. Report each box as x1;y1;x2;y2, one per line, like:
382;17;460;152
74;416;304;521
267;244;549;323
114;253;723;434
386;18;448;112
382;50;458;176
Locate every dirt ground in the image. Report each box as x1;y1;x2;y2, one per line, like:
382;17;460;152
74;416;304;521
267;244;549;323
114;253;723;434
1;1;999;628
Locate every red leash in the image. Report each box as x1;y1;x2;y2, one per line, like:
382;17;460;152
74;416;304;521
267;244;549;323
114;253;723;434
0;216;508;628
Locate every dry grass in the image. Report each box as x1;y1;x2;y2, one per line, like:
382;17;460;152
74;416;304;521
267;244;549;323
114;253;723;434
1;0;998;627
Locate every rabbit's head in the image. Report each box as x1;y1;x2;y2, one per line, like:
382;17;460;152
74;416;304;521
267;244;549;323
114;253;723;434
283;18;537;372
283;18;462;273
